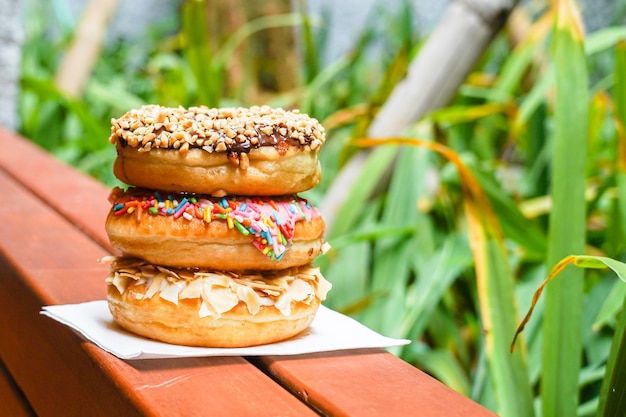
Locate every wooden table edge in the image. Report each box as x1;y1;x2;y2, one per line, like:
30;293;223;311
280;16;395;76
0;126;499;417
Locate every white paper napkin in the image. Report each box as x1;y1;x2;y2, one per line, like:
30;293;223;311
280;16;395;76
41;301;410;360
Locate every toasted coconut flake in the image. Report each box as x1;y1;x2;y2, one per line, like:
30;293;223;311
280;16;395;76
144;275;165;299
160;280;186;305
105;256;332;318
288;279;313;302
203;284;239;316
237;285;262;315
274;293;292;316
179;278;203;299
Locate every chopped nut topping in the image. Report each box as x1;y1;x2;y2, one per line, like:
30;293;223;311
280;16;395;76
227;152;240;166
211;189;227;197
109;105;326;159
259;126;273;136
215;141;227;152
239;153;250;170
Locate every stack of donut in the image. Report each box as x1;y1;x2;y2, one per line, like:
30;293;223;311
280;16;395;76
103;105;332;348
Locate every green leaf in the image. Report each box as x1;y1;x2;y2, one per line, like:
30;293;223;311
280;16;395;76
327;145;398;239
360;146;432;337
597;37;626;417
321;199;380;313
479;237;535;417
585;26;626;56
593;282;626;330
572;256;626;281
426;103;512;125
596;291;626;417
542;2;589;415
470;166;547;261
400;235;473;340
511;254;626;416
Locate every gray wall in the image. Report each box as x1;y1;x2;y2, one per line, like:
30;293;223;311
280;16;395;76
303;0;449;63
0;0;23;130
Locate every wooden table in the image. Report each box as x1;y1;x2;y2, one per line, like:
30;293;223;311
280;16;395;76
0;127;498;416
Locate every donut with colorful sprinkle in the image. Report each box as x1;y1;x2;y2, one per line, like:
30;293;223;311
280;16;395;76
105;187;327;271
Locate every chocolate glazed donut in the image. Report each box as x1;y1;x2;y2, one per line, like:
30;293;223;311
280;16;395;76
109;105;325;196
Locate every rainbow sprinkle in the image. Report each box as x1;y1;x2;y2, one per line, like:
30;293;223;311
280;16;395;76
109;187;320;260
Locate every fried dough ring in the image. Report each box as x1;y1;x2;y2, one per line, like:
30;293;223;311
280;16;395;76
114;144;321;196
105;210;325;270
108;289;319;348
105;259;331;348
109;105;325;195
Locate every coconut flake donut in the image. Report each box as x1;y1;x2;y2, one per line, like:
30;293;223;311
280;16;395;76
105;187;327;271
104;256;332;347
109;105;325;196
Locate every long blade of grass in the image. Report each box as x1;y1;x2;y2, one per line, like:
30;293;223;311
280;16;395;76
426;102;514;125
596;292;626;417
356;137;534;417
512;255;626;349
466;200;535;417
489;8;552;99
326;145;398;239
360;145;433;337
585;26;626;56
596;39;626;417
541;2;588;415
297;0;320;84
470;168;547;261
509;254;626;417
513;24;626;139
613;40;626;241
400;235;473;339
320;200;379;314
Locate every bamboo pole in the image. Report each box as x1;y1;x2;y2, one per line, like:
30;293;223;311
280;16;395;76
320;0;520;229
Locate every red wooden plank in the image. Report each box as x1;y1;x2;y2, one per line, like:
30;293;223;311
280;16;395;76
255;350;498;417
0;126;112;252
0;359;34;417
1;129;497;416
0;170;317;417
